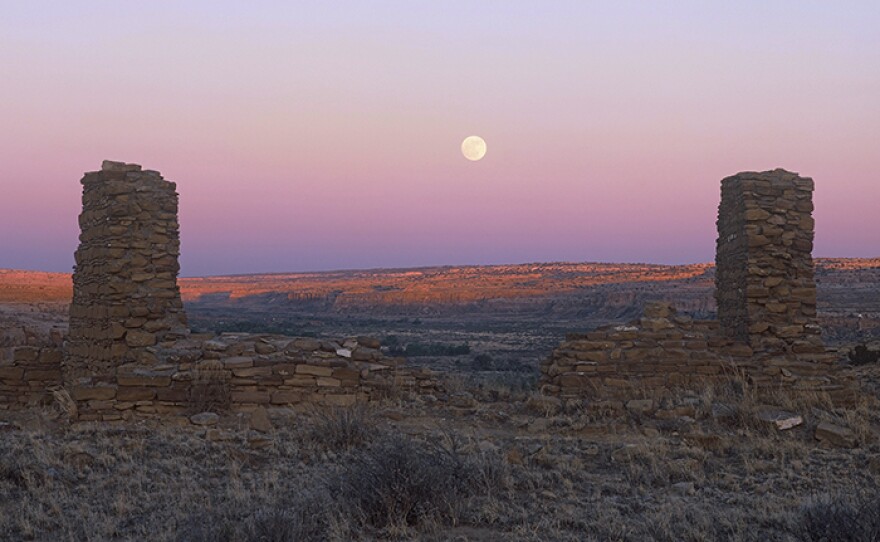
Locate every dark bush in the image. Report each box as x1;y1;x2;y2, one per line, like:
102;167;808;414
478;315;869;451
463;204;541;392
388;341;471;357
178;490;331;542
796;494;880;541
472;353;494;369
306;405;375;452
848;344;880;366
178;486;333;542
332;434;505;532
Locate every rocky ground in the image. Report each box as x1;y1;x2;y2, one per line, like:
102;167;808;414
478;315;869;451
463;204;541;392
3;363;880;541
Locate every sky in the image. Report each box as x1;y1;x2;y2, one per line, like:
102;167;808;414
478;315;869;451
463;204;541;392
1;1;878;276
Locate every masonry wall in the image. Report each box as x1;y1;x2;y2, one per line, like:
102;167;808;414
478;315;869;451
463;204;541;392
0;346;63;409
540;303;749;400
70;334;441;421
541;169;855;405
715;169;821;355
65;161;188;384
54;161;440;419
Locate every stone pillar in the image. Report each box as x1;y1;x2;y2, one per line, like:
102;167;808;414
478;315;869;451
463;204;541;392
64;161;188;383
715;169;822;355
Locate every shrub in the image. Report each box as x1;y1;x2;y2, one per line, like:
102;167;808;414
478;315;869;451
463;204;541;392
848;344;880;366
389;341;471;357
178;490;332;542
796;494;880;541
472;353;494;369
306;405;376;453
332;433;505;532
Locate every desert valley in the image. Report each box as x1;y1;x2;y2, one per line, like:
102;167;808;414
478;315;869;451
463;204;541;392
2;247;880;540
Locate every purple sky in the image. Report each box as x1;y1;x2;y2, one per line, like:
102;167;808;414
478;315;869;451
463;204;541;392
1;1;878;276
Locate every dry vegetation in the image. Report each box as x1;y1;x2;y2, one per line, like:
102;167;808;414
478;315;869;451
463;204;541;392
2;262;879;540
3;367;880;542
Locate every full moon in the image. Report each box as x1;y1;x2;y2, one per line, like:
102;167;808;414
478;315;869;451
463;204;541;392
461;135;487;161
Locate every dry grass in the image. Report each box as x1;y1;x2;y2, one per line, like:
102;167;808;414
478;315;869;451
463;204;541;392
2;371;880;542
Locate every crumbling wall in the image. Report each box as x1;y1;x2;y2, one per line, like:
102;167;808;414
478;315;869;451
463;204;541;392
540;303;748;399
56;161;440;420
71;334;441;421
65;161;189;384
0;346;63;409
541;169;854;405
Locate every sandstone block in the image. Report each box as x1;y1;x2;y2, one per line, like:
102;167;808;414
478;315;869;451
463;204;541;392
190;412;220;426
71;385;117;401
125;330;157;347
296;365;333;377
231;390;270;404
815;422;857;448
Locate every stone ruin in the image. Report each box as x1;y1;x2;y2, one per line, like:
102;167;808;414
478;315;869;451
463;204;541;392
540;169;855;405
65;161;189;383
715;170;822;354
0;164;858;417
0;161;440;419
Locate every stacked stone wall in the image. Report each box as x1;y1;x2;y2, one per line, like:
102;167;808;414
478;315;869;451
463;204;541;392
65;161;188;385
70;334;441;421
541;169;855;405
715;169;821;354
540;303;749;400
0;346;63;409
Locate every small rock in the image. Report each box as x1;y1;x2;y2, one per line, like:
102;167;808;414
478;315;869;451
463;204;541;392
756;407;803;431
868;456;880;475
101;160;141;172
611;444;637;463
0;422;18;432
626;399;654;414
506;448;524;465
643;302;674;318
642;427;661;438
292;338;321;352
672;481;696;496
449;392;476;408
248;433;272;449
204;340;228;352
356;336;381;349
335;348;352;358
525;443;545;456
249;407;274;434
815;422;857;448
206;429;232;442
525;395;562;415
190;412;220;426
254;342;276;355
478;440;499;454
382;409;405;421
711;402;737;420
527;418;550;433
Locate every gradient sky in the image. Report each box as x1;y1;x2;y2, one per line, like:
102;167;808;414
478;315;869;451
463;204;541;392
1;1;878;276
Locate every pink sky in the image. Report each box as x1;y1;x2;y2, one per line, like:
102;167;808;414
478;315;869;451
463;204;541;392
1;2;878;276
